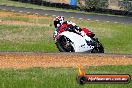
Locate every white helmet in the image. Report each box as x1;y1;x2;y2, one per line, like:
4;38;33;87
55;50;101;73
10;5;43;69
54;16;64;28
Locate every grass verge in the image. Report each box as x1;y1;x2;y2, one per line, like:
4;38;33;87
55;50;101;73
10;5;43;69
0;65;131;88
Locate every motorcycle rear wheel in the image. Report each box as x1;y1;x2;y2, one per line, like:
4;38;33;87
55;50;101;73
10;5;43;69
91;41;104;53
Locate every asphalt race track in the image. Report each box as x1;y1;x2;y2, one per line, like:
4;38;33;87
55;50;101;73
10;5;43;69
0;5;132;24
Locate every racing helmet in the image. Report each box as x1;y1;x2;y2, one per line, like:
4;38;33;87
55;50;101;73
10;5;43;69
54;16;64;28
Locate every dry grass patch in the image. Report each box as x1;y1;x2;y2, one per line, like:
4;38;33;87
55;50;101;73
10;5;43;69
0;10;53;25
0;20;50;27
0;11;14;17
0;10;52;19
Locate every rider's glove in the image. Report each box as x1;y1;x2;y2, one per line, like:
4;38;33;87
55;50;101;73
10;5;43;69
53;31;58;38
57;24;61;27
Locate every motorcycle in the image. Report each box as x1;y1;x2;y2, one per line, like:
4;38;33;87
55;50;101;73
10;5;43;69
53;25;104;53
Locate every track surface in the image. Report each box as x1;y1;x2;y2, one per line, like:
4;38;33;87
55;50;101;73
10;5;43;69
0;52;132;69
0;5;132;24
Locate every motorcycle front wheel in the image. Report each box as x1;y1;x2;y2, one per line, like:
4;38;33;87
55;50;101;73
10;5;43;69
56;35;75;52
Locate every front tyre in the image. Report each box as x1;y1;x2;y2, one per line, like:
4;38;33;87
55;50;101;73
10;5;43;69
56;35;75;52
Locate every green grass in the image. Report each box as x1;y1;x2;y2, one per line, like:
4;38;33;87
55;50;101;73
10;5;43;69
0;65;131;88
0;10;132;53
0;24;58;52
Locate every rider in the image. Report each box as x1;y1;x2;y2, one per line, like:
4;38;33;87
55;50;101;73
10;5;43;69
53;16;94;39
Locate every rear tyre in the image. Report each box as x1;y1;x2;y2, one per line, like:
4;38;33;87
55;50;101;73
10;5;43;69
56;36;75;52
91;41;104;53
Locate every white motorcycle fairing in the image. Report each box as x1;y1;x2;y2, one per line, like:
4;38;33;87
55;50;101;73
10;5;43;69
59;31;94;52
